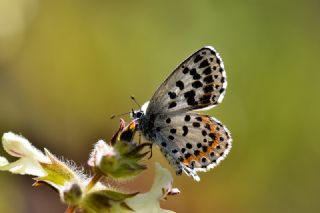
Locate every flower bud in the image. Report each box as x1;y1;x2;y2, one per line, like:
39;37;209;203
60;182;83;206
80;189;137;212
88;121;149;179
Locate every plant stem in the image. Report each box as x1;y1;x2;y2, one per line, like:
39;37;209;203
85;172;103;193
64;173;103;213
65;206;76;213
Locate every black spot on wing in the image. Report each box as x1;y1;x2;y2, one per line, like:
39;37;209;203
211;95;217;102
202;130;207;136
176;81;184;90
187;98;197;106
168;135;174;140
203;75;214;84
168;92;176;99
205;123;210;130
189;67;201;80
184;90;196;98
168;102;177;109
195;117;202;121
202;157;207;163
199;94;211;104
192;81;203;88
225;143;229;149
170;129;176;134
194;54;203;63
193;73;201;80
194;150;200;156
182;126;188;136
192;122;200;127
216;57;221;65
203;85;214;93
202;146;208;152
182;67;189;74
209;49;216;55
189;68;197;75
219;88;225;93
203;67;212;75
185;153;191;159
209;133;216;140
199;59;210;68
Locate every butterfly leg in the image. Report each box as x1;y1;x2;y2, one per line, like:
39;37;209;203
139;142;153;159
147;143;153;159
138;132;142;144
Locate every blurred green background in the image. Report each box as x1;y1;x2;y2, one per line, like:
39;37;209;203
1;0;320;212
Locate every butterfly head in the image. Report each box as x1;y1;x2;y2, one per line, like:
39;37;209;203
130;101;149;120
131;109;144;119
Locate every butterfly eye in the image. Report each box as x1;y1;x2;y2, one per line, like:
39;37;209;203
136;111;143;118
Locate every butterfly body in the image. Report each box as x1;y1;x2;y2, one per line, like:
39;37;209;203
131;46;232;181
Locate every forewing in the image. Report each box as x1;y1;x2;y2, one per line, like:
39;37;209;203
147;46;227;115
153;112;232;181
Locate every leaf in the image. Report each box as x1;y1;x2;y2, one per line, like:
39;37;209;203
81;190;138;212
35;149;77;187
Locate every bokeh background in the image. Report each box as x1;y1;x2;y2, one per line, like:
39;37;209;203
1;0;320;212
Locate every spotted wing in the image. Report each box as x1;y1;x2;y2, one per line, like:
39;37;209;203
147;46;227;115
152;112;232;181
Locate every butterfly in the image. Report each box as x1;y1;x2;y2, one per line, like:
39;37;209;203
130;46;232;181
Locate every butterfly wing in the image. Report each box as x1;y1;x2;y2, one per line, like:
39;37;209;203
138;46;231;181
146;46;227;115
152;112;232;181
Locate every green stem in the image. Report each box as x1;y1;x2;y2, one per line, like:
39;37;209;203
65;206;76;213
85;172;103;193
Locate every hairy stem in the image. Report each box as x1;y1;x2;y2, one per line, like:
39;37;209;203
85;172;103;193
65;206;76;213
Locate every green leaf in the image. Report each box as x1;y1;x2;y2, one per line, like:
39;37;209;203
81;190;138;212
35;149;77;187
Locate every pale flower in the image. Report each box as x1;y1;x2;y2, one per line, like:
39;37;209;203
0;132;84;191
0;156;9;166
111;163;180;213
0;132;49;176
87;140;116;167
0;131;179;213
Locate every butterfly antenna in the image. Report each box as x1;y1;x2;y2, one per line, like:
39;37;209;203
110;111;131;119
130;96;141;110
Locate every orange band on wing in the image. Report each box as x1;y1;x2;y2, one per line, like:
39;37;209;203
182;120;221;165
